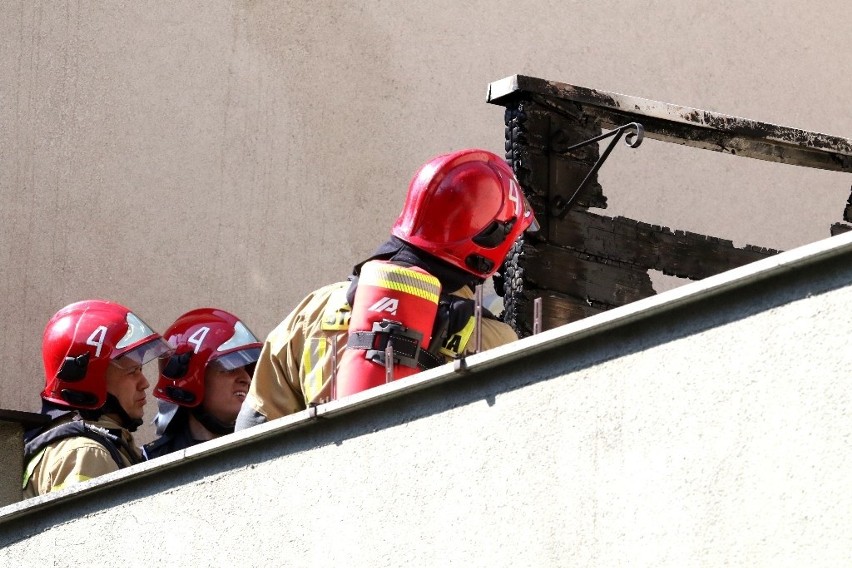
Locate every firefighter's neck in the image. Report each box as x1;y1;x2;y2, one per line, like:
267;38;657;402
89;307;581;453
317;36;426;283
187;413;216;442
101;412;123;427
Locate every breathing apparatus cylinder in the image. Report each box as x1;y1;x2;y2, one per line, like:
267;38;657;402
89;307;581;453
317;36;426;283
336;260;441;397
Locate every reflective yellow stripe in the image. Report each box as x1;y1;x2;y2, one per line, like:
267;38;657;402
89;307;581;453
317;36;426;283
440;315;475;357
302;338;326;402
22;448;47;489
23;449;95;492
360;263;440;304
321;287;352;331
51;474;93;492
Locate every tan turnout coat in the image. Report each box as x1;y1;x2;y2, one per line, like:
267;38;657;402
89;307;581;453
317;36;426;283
242;281;518;423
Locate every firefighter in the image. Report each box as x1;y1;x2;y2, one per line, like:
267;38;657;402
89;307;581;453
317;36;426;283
23;300;170;497
235;148;539;430
142;308;261;459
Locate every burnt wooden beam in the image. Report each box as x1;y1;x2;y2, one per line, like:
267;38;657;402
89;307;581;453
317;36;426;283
831;223;852;236
521;241;656;306
548;210;780;280
489;75;852;173
490;75;850;337
513;290;604;334
504;222;777;336
830;186;852;235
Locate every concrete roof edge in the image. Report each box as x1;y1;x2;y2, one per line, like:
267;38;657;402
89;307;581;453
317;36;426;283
3;231;850;526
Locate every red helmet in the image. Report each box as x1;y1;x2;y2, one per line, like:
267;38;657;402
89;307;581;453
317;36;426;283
154;308;262;407
392;149;538;278
42;300;170;410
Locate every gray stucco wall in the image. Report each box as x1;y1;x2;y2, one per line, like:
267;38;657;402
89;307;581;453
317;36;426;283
3;1;851;446
2;232;850;567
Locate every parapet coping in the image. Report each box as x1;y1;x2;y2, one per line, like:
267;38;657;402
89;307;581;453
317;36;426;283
0;409;49;430
2;230;852;526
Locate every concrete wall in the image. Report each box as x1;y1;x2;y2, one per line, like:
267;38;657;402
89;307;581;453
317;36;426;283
0;410;47;507
0;423;23;508
3;1;851;447
2;231;850;567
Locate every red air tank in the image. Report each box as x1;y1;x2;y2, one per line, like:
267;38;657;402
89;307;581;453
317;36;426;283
336;260;441;397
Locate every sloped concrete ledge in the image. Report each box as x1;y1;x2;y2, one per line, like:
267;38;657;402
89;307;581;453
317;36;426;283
2;231;851;566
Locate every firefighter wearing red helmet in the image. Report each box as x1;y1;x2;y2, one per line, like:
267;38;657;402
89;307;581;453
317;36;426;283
392;148;538;279
142;308;261;459
23;300;170;497
236;149;538;429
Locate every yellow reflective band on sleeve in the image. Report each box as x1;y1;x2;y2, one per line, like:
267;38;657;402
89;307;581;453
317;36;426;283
321;288;352;331
360;263;441;304
302;338;327;403
51;474;93;492
440;316;475;357
22;448;47;489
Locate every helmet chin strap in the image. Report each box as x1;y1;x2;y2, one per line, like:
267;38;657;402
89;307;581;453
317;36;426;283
190;405;235;436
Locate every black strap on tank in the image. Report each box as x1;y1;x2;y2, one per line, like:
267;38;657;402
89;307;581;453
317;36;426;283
347;320;444;370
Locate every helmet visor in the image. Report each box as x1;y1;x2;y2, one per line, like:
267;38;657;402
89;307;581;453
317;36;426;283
211;347;262;371
216;321;261;353
116;312;158;350
120;337;172;366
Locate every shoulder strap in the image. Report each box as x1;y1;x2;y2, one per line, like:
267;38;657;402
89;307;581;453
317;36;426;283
142;429;195;461
142;435;168;461
24;420;132;471
428;294;499;357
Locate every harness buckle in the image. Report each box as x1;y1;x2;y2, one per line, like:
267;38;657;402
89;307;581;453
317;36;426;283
359;319;423;369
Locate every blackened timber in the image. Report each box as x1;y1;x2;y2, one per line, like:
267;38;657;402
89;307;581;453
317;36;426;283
505;102;609;234
521;241;656;306
490;75;852;336
512;290;604;336
488;75;852;173
843;186;852;223
831;223;852;236
830;187;852;235
548;210;781;279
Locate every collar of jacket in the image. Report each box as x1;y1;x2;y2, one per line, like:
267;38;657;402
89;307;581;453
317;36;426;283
352;236;483;293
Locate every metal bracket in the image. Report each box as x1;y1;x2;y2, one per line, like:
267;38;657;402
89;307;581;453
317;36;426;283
551;122;644;219
532;297;542;335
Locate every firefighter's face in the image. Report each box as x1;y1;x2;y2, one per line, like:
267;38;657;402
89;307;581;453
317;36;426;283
105;355;150;420
202;363;251;423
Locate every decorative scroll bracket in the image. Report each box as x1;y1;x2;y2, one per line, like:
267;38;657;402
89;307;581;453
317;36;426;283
551;122;644;219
